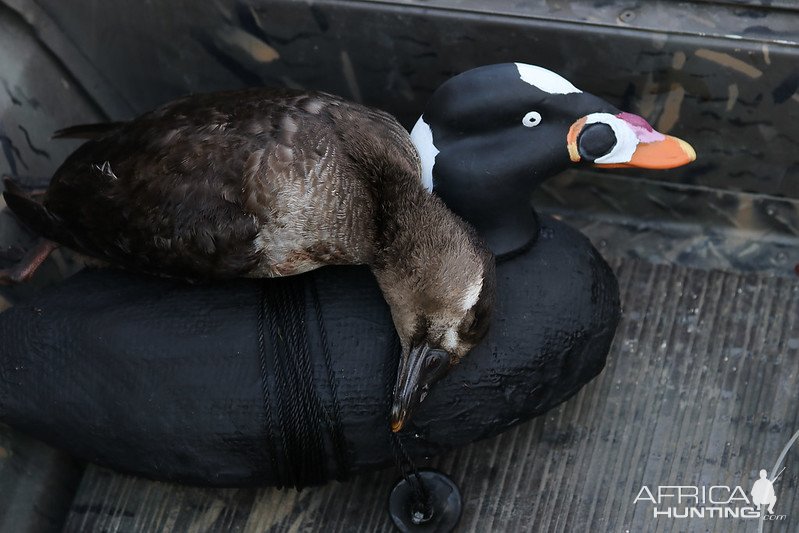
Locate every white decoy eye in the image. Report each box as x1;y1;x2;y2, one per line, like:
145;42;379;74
522;111;542;128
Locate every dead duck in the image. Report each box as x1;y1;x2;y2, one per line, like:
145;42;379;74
1;88;495;433
411;63;696;256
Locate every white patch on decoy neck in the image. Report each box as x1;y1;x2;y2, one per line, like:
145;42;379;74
515;63;582;95
410;116;438;192
459;275;483;312
583;112;639;164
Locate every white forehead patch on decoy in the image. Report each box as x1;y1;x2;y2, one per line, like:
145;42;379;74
515;63;582;95
410;116;439;192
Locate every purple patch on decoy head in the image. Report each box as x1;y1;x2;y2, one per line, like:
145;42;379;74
617;112;665;143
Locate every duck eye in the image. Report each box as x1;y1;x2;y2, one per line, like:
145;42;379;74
426;356;442;371
426;349;450;372
522;111;542;128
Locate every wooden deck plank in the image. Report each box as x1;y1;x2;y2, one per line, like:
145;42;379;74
0;425;83;533
60;259;799;532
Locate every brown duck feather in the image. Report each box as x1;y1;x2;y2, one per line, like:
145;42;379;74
24;88;421;280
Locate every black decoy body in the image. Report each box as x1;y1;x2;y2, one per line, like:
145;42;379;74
410;63;695;256
2;89;495;433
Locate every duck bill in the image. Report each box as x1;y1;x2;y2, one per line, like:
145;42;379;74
567;112;696;170
391;344;431;433
390;344;449;432
594;135;696;169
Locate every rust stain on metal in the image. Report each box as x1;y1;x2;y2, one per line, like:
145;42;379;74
685;11;717;29
650;33;667;50
657;83;685;134
340;50;362;103
219;26;280;63
695;49;763;79
637;73;658;120
672;51;686;70
726;83;739;112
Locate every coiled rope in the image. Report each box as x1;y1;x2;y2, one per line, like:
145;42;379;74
255;271;430;507
256;275;350;488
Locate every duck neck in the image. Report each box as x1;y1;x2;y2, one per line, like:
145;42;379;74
369;171;473;276
433;179;539;258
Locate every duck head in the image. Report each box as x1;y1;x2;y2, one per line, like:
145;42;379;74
374;198;496;433
385;256;495;433
411;62;696;256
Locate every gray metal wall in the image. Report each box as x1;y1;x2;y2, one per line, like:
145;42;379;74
9;0;798;198
2;0;799;277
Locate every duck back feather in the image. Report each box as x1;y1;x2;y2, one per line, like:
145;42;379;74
24;88;420;281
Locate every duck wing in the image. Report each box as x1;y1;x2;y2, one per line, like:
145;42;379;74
34;88;394;280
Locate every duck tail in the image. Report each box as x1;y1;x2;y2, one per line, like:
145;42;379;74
53;122;123;140
3;178;63;242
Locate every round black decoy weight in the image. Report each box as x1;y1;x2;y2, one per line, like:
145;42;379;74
388;469;462;532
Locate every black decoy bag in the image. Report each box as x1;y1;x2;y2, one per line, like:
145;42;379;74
0;216;619;487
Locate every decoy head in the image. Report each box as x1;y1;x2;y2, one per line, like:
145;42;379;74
411;62;696;256
373;205;496;433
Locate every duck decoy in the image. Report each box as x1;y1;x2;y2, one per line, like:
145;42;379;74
412;63;695;256
0;63;694;488
1;89;495;433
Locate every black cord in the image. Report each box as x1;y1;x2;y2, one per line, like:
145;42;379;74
280;280;325;483
264;283;299;487
255;272;432;503
311;278;350;479
255;275;350;488
257;283;282;483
